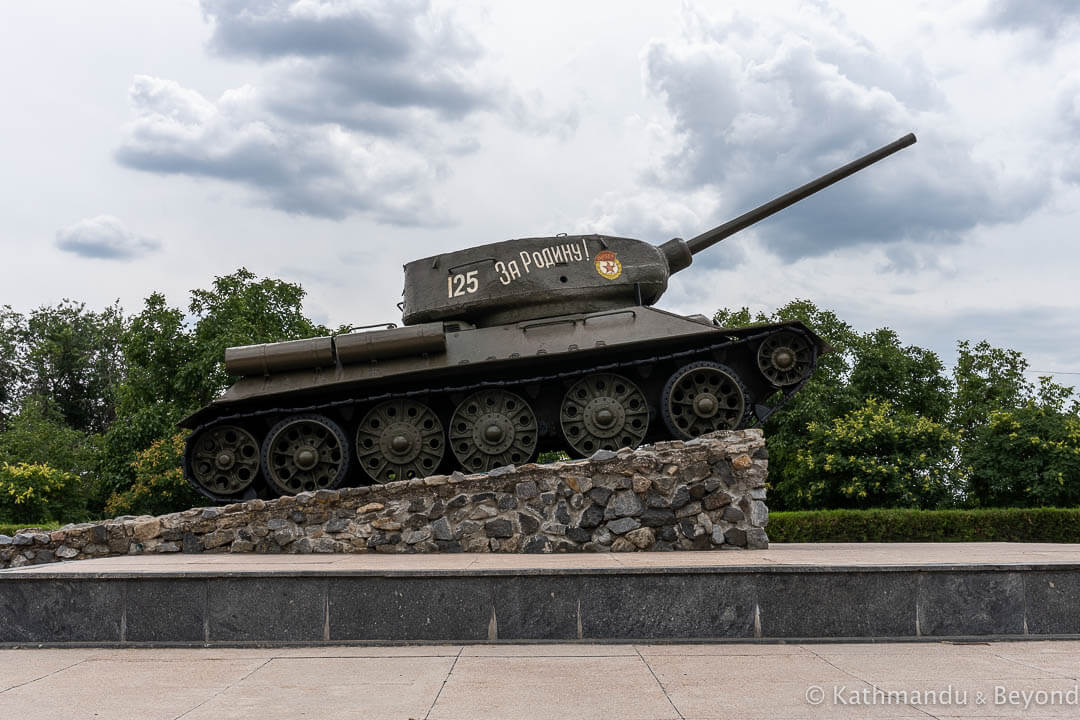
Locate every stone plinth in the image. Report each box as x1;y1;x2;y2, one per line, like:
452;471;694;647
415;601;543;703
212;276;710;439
0;430;768;569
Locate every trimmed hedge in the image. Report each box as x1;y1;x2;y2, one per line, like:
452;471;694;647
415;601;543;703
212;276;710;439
768;507;1080;543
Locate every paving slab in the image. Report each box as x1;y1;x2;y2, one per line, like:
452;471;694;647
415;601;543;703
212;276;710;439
183;656;455;720
429;655;679;720
0;648;97;692
0;656;267;720
667;679;923;719
815;647;1069;681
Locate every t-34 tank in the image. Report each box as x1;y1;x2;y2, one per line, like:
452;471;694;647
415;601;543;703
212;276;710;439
181;133;917;501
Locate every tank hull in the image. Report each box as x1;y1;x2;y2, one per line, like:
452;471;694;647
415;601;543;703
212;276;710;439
181;308;825;502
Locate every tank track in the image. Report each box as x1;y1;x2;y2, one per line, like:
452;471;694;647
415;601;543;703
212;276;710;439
185;326;816;503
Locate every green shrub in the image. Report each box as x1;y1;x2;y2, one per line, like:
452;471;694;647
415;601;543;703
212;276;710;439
965;407;1080;508
104;432;201;517
768;507;1080;543
538;450;571;464
90;403;181;515
0;462;85;525
779;398;959;510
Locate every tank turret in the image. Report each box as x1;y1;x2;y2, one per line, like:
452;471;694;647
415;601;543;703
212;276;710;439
181;134;917;502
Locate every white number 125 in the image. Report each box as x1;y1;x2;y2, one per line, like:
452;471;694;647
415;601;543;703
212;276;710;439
447;270;479;298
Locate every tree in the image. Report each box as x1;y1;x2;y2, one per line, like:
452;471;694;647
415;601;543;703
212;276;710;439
951;340;1032;442
965;403;1080;508
21;300;126;434
0;302;123;518
0;306;25;427
118;292;196;415
184;268;328;406
0;395;96;475
952;340;1080;507
781;398;959;510
848;328;951;423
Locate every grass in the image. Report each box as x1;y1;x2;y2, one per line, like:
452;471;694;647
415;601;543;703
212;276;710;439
0;521;63;536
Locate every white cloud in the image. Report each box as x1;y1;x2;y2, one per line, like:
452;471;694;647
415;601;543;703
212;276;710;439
198;0;576;139
203;0;494;135
115;75;451;224
55;215;160;260
113;1;576;223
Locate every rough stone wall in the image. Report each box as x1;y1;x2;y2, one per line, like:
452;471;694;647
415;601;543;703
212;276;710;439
0;430;768;568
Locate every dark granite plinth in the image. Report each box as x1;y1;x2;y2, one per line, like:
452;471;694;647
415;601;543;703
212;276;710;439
3;546;1080;645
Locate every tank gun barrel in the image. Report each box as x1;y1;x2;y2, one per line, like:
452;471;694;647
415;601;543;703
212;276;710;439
682;133;916;257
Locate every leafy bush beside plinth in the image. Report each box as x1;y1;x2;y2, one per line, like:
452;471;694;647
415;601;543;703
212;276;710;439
105;432;202;517
0;462;83;525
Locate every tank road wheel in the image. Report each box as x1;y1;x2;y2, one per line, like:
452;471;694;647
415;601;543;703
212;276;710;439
262;414;349;495
450;389;538;473
662;361;749;439
757;330;815;387
560;373;649;456
356;399;445;483
187;424;260;496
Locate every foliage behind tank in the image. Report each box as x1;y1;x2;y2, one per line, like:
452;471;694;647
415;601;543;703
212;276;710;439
181;134;917;502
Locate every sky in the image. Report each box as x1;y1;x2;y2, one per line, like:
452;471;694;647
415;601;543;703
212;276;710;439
2;0;1079;382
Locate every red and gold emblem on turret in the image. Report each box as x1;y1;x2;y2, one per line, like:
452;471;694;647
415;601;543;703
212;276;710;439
594;250;622;280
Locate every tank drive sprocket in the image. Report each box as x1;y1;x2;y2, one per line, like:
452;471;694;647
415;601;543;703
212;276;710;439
262;414;349;495
757;329;815;387
662;361;750;439
450;389;538;472
560;373;649;456
356;399;445;483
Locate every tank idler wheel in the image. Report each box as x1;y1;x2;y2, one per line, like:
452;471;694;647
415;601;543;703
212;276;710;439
757;330;814;387
450;389;537;473
262;414;349;495
356;399;445;483
560;373;649;456
187;424;261;496
662;361;749;439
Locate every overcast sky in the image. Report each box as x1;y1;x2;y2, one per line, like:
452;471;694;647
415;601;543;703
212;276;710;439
2;0;1078;381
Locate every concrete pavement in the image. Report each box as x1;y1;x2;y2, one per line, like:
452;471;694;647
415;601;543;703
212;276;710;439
2;641;1080;719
